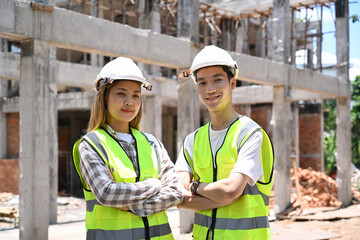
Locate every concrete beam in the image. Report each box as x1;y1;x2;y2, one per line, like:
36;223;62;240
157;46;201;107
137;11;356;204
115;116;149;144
0;0;348;98
3;80;178;112
58;92;94;111
56;61;99;90
0;0;196;69
0;52;178;98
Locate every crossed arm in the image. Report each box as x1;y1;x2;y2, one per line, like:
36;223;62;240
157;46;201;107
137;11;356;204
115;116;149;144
79;140;182;215
177;170;250;211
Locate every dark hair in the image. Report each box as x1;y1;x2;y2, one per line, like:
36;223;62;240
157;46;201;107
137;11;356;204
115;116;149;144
193;65;234;81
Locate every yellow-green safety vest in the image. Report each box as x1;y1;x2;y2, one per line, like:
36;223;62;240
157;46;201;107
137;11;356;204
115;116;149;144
73;127;174;240
184;117;274;240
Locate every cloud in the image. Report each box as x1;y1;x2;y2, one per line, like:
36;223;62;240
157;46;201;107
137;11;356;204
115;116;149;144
350;58;360;80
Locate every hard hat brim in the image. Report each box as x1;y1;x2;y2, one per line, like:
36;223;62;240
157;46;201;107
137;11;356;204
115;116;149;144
94;77;152;92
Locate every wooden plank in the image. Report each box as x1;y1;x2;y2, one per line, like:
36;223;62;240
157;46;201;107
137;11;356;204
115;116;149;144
293;205;360;221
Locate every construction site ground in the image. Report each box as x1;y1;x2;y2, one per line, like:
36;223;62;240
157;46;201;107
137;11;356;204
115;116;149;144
1;193;360;240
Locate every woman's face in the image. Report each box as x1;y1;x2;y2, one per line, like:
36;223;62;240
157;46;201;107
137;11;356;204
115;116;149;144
106;80;142;132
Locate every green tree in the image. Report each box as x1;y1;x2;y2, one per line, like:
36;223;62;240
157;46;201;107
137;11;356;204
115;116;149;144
351;75;360;168
323;76;360;172
323;99;337;174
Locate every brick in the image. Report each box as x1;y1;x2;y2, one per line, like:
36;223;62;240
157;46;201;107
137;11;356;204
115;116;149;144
0;159;19;194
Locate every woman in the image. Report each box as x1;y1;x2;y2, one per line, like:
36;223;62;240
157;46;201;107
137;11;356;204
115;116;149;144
72;57;183;240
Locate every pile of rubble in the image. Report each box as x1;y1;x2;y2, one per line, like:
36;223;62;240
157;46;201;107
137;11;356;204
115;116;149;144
291;168;342;208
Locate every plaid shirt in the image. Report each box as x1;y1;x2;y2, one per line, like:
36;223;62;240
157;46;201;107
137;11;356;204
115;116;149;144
79;124;183;217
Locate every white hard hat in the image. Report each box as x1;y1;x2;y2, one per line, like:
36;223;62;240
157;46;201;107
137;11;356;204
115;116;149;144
94;57;152;92
178;45;238;81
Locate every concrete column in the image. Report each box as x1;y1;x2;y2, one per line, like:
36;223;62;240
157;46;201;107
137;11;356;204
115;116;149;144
334;0;351;205
49;46;58;225
235;23;246;53
271;0;292;214
142;95;163;141
335;0;352;206
221;19;232;51
138;1;161;76
149;5;161;76
19;39;56;239
267;17;273;60
177;0;200;233
177;0;199;43
272;86;292;214
91;0;100;67
272;0;291;63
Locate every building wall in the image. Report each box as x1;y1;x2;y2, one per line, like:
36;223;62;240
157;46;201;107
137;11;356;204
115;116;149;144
7;113;19;157
250;104;272;137
299;112;322;171
0;158;19;194
0;113;20;194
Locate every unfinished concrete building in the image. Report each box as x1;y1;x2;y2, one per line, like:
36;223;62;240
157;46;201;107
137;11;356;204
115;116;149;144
0;0;351;238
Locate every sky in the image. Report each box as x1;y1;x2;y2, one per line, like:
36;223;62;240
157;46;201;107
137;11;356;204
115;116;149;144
295;1;360;80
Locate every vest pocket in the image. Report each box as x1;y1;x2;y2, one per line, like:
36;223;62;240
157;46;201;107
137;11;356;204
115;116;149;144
193;154;211;180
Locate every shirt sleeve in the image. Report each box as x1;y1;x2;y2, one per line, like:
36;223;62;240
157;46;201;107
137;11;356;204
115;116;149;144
231;130;264;186
78;140;162;208
129;140;183;217
175;133;194;173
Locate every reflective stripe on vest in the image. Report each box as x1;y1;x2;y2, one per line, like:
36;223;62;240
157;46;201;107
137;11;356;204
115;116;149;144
72;128;174;240
86;223;172;240
194;213;269;230
189;117;274;239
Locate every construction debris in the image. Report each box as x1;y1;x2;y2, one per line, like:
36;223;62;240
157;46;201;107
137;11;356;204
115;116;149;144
290;168;342;208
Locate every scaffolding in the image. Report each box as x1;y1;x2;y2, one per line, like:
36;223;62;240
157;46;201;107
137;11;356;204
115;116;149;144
55;0;337;72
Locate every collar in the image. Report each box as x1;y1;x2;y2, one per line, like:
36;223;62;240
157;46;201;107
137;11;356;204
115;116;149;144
102;124;129;143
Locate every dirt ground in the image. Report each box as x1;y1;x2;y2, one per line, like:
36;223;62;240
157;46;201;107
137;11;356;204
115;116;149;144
271;215;360;240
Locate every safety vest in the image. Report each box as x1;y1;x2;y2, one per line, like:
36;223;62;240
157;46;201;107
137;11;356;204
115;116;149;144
185;117;274;240
72;127;174;240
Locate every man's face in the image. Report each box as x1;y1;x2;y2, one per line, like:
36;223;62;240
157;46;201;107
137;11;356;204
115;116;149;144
196;66;236;112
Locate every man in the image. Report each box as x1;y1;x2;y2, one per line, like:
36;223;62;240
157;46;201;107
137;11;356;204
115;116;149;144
176;45;274;239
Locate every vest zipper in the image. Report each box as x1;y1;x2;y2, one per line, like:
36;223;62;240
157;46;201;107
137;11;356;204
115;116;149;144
206;119;238;240
142;217;150;240
206;126;218;240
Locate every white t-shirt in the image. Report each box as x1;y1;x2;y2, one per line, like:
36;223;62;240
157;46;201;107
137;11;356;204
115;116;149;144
115;132;134;143
175;117;264;186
